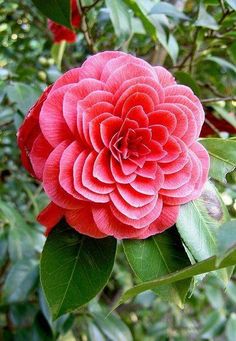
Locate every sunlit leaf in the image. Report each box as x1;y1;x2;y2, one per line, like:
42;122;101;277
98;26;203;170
123;228;192;308
200;138;236;182
195;4;219;30
105;0;132;40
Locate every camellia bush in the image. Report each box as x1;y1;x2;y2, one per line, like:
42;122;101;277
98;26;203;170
1;0;236;340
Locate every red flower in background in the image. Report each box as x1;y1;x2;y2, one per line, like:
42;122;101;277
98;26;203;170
17;51;210;239
201;111;236;137
48;0;80;43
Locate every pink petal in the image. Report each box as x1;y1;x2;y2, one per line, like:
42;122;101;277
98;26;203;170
37;202;64;235
126;106;149;127
30;133;53;180
73;150;110;203
135;161;157;179
106;63;157;94
82;151;114;194
148;110;177;134
154;66;176;87
156;103;188;138
65;204;106;238
89;113;113;152
59;141;84;199
92;205;149;239
117;183;154;208
63;79;104;136
43;141;81;209
80;51;125;80
162;157;192;190
131;171;164;195
100;116;122;147
146;140;167;161
51;68;80;93
113;76;164;105
40;85;74;147
93;148;114;184
110;198;163;228
145;204;180;236
110;157;136;184
110;190;158;219
150;125;169;145
114;83;160;117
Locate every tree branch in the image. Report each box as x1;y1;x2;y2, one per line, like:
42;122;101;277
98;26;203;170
201;96;236;104
77;0;96;53
82;0;101;13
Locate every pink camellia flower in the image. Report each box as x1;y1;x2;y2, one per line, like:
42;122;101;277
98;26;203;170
17;51;210;239
48;0;80;43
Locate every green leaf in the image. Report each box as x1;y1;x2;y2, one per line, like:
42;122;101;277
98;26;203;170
211;105;236;128
176;181;229;262
93;311;133;341
226;313;236;341
166;34;179;64
124;0;157;40
195;4;219;30
217;220;236;264
200;138;236;182
0;201;45;261
150;2;189;20
116;237;236;306
201;310;225;339
225;0;236;11
175;71;201;97
32;0;72;28
5;82;41;113
51;41;67;70
123;228;192;308
40;221;117;319
2;259;38;303
105;0;132;40
206;56;236;73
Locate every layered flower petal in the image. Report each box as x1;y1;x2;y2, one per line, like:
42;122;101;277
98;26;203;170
18;51;209;239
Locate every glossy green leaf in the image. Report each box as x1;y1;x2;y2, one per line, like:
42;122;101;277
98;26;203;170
124;0;157;40
217;220;236;264
116;238;236;306
2;259;38;303
40;221;117;319
225;0;236;10
206;56;236;73
123;228;192;308
32;0;71;28
226;313;236;341
195;4;219;30
0;201;45;261
150;2;189;20
5;82;41;113
51;41;67;70
200;138;236;182
105;0;132;41
177;181;229;262
93;312;133;341
175;71;201;97
201;310;225;339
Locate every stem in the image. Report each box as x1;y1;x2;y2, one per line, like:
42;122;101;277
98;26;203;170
82;0;101;13
201;96;236;103
77;0;96;53
204;118;221;137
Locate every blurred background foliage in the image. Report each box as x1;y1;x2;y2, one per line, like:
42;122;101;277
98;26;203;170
0;0;236;340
